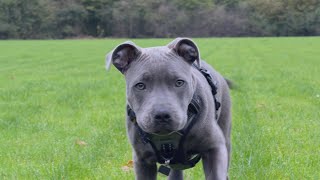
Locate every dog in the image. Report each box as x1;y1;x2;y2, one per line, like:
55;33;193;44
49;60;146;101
106;38;231;180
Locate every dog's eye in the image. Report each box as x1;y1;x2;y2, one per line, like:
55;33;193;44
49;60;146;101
175;80;185;87
135;83;146;90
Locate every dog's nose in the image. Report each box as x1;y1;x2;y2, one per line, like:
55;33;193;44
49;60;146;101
154;110;171;123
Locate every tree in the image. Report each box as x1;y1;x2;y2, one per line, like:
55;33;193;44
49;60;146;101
0;0;319;39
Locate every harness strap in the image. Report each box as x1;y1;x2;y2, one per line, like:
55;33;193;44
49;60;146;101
127;107;150;144
193;65;221;119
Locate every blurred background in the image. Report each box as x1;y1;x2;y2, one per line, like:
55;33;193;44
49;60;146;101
0;0;319;39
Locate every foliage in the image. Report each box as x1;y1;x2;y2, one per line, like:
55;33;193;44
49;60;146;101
0;0;48;38
0;0;319;38
247;0;320;36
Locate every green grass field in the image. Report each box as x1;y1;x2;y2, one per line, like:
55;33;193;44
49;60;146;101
0;37;319;179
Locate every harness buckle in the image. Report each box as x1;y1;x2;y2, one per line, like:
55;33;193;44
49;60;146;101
160;143;175;161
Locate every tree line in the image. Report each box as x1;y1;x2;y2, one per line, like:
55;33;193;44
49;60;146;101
0;0;319;39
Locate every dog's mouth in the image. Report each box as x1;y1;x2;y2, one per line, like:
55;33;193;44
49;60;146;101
137;112;187;135
140;123;176;135
152;128;175;135
140;119;186;136
150;131;181;137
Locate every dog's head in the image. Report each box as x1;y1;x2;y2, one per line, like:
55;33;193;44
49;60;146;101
106;38;201;135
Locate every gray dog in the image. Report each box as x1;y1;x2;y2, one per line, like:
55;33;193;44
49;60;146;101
106;38;231;180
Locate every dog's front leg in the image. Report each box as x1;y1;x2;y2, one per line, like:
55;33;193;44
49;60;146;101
134;160;157;180
202;145;228;180
168;170;183;180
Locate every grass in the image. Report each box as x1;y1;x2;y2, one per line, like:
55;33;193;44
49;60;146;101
0;37;319;179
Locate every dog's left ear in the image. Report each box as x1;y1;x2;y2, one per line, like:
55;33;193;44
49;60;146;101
105;41;141;73
167;38;201;67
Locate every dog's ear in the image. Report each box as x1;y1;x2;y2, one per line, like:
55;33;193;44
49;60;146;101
167;38;201;67
106;41;141;74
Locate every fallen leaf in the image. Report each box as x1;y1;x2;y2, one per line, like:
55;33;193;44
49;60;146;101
76;140;87;146
121;166;131;172
126;160;134;168
121;160;134;172
256;103;266;108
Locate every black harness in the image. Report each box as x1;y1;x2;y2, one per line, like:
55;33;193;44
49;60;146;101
127;65;221;176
